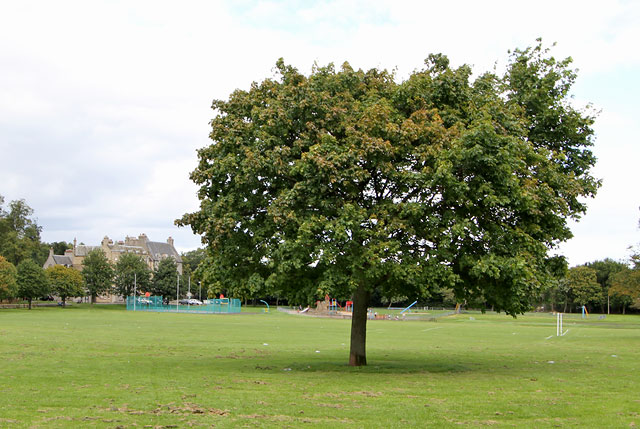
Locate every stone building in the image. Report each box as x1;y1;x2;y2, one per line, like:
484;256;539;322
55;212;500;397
45;234;182;274
42;248;73;269
43;233;183;302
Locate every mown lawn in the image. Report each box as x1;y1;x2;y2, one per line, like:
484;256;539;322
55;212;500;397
0;305;638;427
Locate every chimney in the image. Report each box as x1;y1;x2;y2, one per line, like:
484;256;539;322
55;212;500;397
167;236;174;247
49;247;54;257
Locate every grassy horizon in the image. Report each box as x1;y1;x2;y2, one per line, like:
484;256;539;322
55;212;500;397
1;305;638;427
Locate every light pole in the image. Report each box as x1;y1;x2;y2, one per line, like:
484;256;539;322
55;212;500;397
133;272;137;312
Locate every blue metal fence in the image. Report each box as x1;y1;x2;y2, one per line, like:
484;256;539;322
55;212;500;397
126;296;241;314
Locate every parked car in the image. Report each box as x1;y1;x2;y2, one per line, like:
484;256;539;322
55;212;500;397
179;298;203;305
137;298;152;305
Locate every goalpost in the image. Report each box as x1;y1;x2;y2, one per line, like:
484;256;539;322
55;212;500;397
556;313;568;336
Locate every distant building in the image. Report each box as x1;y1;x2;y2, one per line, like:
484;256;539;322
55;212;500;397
43;248;73;269
48;234;183;274
43;233;183;303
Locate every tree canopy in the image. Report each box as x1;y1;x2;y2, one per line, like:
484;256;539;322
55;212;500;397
114;253;152;297
0;255;18;302
566;266;601;310
178;41;599;365
609;239;640;314
46;265;84;306
0;195;47;265
82;249;113;303
151;258;180;302
17;259;50;309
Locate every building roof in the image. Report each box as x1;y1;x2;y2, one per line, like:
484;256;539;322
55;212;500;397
74;245;100;256
147;241;182;263
52;255;73;266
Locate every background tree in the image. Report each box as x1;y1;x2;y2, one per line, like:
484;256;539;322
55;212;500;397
0;255;18;302
44;241;73;256
82;249;113;303
16;259;50;309
550;278;573;313
380;294;409;309
585;259;627;312
45;265;84;306
0;196;47;265
181;248;206;280
113;253;152;297
180;248;209;300
566;266;601;311
541;255;569;312
151;258;180;302
178;41;599;366
609;265;640;314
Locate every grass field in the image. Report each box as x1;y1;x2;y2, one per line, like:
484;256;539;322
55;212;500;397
1;305;639;428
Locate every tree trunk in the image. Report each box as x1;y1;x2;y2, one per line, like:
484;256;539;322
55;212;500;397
91;294;96;304
349;283;370;367
28;298;32;310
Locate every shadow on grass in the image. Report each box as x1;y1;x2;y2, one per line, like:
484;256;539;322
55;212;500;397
277;358;474;374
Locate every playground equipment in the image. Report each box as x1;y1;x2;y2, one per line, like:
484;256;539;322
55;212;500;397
327;298;354;313
581;305;589;319
260;300;270;313
316;295;353;313
400;300;418;314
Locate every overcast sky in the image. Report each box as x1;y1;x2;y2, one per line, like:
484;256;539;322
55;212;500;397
1;0;638;265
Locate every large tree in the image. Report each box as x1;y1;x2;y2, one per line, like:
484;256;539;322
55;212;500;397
566;266;601;311
585;259;627;312
45;265;84;306
17;259;50;309
113;253;152;298
609;267;640;314
178;41;599;365
0;255;18;302
82;249;113;303
151;258;180;302
0;196;47;265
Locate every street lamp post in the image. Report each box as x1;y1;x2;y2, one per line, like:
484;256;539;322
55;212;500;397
133;272;137;312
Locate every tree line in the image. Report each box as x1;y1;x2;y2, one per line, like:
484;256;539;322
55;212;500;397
192;252;640;315
0;194;203;307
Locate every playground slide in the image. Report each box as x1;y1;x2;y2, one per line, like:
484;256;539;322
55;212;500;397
300;306;310;313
